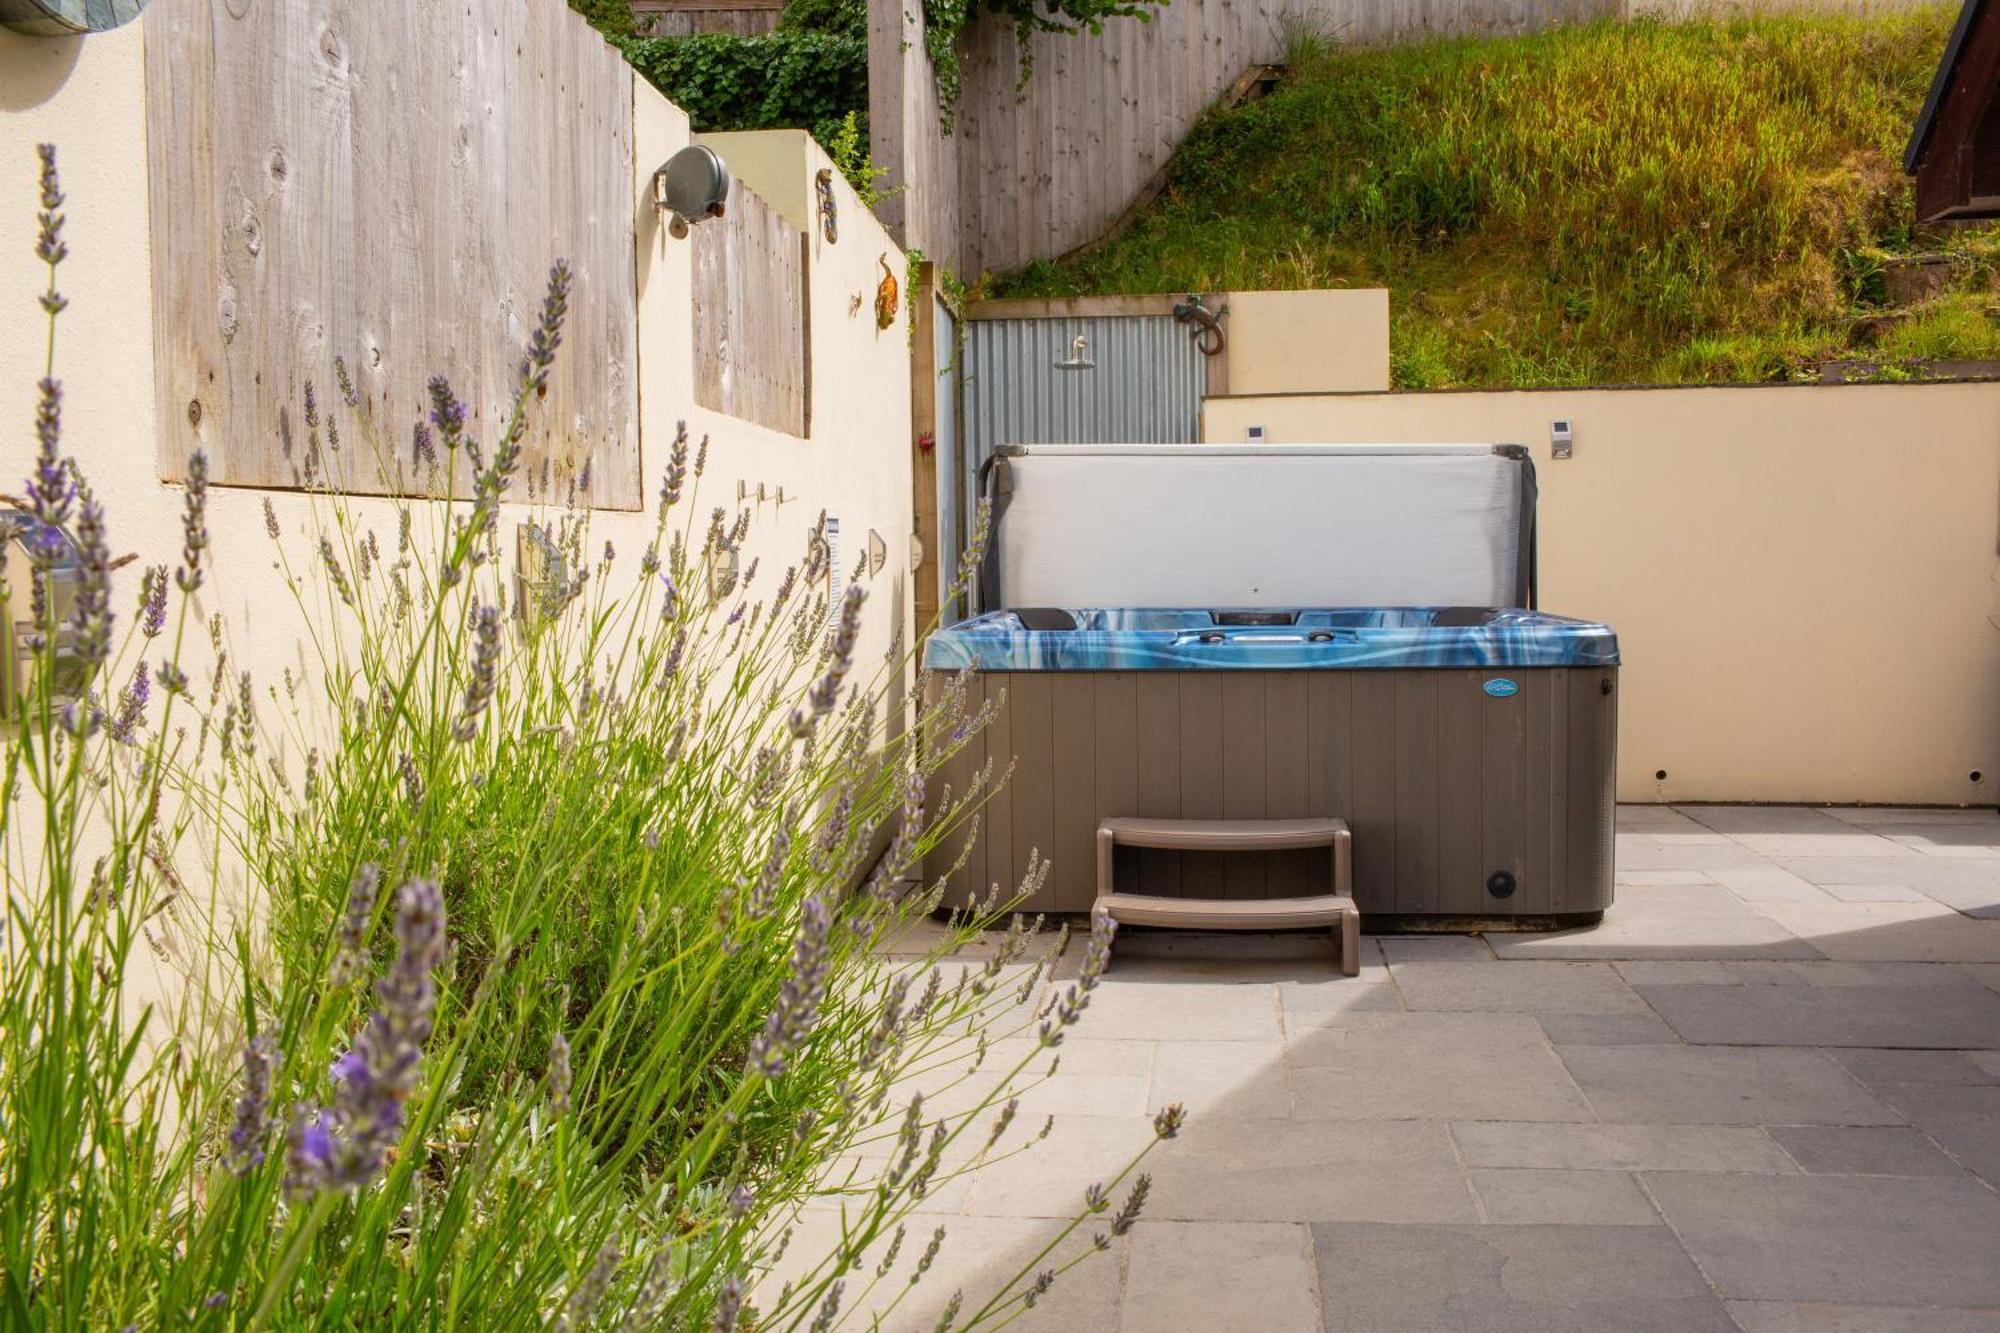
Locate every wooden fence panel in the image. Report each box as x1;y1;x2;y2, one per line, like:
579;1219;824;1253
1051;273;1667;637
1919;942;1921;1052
145;0;641;506
691;184;809;437
869;0;1621;277
632;0;782;37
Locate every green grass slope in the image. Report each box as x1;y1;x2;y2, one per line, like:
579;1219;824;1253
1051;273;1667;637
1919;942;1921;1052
996;9;2000;388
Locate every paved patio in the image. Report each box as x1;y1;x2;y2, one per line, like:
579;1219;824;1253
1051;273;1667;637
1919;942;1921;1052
793;805;2000;1331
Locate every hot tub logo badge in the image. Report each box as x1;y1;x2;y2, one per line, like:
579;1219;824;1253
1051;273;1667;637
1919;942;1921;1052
1483;677;1520;699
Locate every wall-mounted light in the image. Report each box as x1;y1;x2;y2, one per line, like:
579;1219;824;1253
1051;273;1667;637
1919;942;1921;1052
652;144;731;240
1;0;149;37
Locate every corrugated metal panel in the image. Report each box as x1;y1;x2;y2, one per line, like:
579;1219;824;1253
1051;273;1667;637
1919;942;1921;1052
962;316;1205;516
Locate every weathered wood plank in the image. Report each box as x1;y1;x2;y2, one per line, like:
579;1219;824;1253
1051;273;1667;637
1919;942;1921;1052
146;0;639;505
868;0;1623;276
690;182;808;436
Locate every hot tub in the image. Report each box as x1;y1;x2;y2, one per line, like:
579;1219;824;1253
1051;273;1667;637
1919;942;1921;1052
923;607;1618;925
924;443;1619;927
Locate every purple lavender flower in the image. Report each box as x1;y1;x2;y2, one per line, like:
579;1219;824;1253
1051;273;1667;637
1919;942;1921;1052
34;144;69;318
226;1035;281;1174
412;420;436;469
285;878;447;1196
747;896;832;1077
176;450;209;593
1110;1173;1151;1235
319;537;354;607
544;1030;572;1116
330;863;381;987
398;752;424;810
555;1242;620;1333
108;660;150;744
1039;910;1116;1049
453;603;501;742
334;355;360;408
27;380;69;537
712;1275;743;1332
810;1279;844;1331
426;377;466;447
68;485;110;666
658;421;689;516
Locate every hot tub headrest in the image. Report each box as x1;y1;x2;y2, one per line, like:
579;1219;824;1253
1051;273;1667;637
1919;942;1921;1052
1009;607;1079;631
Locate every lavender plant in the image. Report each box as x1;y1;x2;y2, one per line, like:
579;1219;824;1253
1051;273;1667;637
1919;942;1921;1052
0;145;1181;1331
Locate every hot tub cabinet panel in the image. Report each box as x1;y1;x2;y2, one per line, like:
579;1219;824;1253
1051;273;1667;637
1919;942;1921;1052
923;612;1618;924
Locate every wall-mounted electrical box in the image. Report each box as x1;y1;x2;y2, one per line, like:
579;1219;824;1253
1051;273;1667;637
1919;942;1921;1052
1550;420;1574;460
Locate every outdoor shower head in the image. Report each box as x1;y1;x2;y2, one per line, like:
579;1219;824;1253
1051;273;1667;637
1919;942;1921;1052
1054;333;1096;371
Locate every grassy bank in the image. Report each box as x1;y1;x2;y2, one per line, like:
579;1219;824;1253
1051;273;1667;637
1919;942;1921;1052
997;8;2000;387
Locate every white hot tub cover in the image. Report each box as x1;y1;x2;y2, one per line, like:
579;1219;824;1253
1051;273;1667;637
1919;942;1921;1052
980;444;1536;611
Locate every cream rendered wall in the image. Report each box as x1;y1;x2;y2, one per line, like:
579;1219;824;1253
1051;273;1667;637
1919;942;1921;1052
1;20;913;707
1205;383;2000;806
1221;289;1391;397
693;128;813;233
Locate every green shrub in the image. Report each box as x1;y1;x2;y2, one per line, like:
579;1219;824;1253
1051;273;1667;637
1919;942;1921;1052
620;29;869;154
0;145;1174;1331
999;8;2000;387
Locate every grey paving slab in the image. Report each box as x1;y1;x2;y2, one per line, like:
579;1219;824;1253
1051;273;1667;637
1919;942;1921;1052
1755;901;2000;961
1144;1039;1287;1115
1467;1168;1662;1224
1275;971;1403;1015
1617;869;1717;886
1879;824;2000;857
1386;959;1652;1015
1967;964;2000;994
1121;1221;1320;1333
1766;1125;1968;1177
1485;911;1824;960
1310;1221;1735;1333
1726;1302;2000;1333
1644;1172;2000;1306
1141;1116;1480;1224
1829;1048;2000;1088
1610;883;1772;917
959;1114;1157;1219
1536;1011;1680;1045
1559;1045;1904;1126
1824;807;2000;828
1684;806;1862;836
1620;806;1718;833
1863;1081;2000;1186
1613;837;1775;872
1637;980;2000;1048
1288;1013;1594;1122
761;1211;1125;1332
1773;859;2000;918
1711;865;1841;904
1451;1121;1801;1174
1375;933;1494;962
1079;978;1283;1041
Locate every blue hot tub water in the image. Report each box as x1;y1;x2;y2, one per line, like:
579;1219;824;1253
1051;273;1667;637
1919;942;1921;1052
923;608;1620;673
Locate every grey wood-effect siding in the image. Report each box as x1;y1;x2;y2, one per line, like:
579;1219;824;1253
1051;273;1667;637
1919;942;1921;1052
927;667;1618;919
690;183;809;437
145;0;641;506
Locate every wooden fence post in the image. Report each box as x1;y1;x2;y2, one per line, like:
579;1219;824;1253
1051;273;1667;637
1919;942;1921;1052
909;261;941;639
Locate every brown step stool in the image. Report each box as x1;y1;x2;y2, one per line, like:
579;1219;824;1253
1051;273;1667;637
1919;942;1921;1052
1093;816;1359;976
